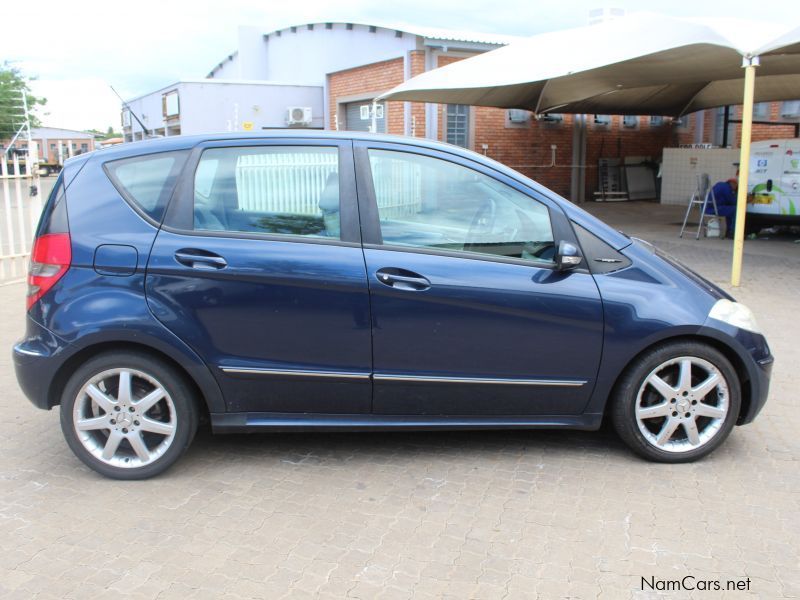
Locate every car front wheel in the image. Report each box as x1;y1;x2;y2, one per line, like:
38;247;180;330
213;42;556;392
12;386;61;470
60;351;198;479
611;341;741;462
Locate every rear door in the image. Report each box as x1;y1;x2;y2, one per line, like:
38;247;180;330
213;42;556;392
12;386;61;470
355;142;604;416
145;139;372;414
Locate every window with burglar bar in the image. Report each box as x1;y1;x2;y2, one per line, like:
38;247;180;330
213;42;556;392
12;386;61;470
446;104;469;148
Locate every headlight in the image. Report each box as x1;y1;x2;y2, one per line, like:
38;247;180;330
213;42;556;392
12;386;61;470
708;299;761;334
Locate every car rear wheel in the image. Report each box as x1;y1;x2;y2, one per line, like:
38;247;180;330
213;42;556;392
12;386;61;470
60;351;198;479
611;341;740;462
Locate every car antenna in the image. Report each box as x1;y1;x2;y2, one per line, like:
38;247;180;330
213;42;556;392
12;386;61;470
110;85;151;137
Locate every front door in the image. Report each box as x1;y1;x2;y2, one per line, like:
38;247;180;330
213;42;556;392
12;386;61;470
145;140;372;413
356;143;603;416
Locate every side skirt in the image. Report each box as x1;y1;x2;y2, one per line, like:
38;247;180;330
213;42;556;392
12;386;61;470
210;412;604;433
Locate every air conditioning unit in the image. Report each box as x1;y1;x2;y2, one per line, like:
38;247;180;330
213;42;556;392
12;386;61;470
780;100;800;119
539;113;563;123
507;109;530;123
287;107;312;126
622;115;638;128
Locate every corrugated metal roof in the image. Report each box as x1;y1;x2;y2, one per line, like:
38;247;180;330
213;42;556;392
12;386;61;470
31;127;94;139
263;22;522;46
396;24;524;45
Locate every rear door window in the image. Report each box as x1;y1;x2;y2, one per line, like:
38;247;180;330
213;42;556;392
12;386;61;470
105;151;188;222
191;146;341;239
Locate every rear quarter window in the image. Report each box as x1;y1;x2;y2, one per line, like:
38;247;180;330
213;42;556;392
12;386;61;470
104;150;188;223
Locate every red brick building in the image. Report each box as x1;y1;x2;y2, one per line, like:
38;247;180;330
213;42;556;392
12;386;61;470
1;127;95;164
327;42;799;201
191;22;800;202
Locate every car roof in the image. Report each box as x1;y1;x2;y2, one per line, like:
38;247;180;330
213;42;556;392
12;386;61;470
90;130;471;161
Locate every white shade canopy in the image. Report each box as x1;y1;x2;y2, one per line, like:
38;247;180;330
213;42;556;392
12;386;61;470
381;13;800;117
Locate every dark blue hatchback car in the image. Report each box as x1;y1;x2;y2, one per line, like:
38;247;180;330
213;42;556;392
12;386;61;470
13;132;773;478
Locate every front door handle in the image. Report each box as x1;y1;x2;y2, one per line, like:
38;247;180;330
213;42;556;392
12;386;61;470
174;249;228;270
375;268;431;291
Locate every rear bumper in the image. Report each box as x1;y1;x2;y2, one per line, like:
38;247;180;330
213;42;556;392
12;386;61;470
13;317;70;410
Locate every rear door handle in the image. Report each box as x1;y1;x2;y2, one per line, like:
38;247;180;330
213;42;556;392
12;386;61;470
174;250;228;270
375;268;431;291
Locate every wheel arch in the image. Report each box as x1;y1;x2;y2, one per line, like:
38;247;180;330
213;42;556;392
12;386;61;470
605;333;752;424
47;340;218;423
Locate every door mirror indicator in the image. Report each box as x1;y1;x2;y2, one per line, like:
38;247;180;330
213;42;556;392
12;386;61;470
556;241;582;271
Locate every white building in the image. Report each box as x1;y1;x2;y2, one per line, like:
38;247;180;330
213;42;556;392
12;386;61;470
122;22;516;142
122;80;323;142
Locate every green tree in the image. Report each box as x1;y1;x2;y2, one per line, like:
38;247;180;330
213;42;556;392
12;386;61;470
0;63;46;140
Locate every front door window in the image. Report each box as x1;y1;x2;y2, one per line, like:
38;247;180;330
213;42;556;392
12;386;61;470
368;149;555;265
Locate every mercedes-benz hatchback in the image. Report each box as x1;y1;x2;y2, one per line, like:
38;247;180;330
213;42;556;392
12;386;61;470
13;132;773;479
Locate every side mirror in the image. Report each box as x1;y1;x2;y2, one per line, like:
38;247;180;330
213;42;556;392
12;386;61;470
555;241;583;271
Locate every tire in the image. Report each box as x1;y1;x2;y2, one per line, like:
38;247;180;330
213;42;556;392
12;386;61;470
744;220;762;237
611;340;740;463
59;351;199;479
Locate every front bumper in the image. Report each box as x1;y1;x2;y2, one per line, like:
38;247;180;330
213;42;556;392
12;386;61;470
700;320;773;425
13;317;71;410
740;349;773;424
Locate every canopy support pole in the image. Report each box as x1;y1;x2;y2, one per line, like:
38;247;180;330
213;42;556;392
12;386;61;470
731;57;759;287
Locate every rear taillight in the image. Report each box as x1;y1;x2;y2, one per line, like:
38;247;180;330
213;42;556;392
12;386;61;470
27;233;71;310
27;175;71;311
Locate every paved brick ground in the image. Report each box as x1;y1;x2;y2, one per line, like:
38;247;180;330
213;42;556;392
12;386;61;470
0;202;797;599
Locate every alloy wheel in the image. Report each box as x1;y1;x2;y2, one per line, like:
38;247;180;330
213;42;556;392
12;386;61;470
72;368;177;468
634;356;729;453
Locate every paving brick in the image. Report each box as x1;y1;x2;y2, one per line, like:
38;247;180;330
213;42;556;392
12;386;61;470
0;204;797;598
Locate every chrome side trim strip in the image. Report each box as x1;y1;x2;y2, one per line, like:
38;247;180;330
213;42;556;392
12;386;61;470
220;367;370;380
220;368;586;387
373;374;587;387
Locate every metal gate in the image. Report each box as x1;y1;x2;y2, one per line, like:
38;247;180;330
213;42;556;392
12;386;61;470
236;151;338;213
1;151;42;284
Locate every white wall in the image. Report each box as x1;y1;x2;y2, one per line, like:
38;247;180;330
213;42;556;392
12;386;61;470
210;24;417;82
124;81;324;137
124;87;172;138
236;27;270;79
263;24;417;84
179;82;323;132
211;55;240;79
661;148;741;205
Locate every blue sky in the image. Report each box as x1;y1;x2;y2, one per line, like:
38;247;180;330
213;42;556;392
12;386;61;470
2;0;797;131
